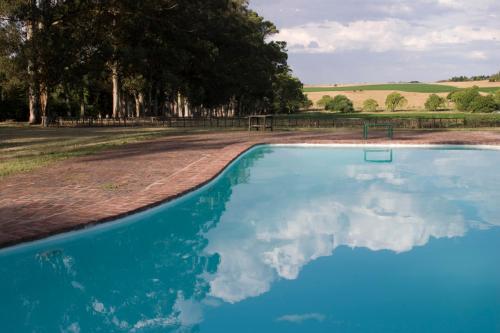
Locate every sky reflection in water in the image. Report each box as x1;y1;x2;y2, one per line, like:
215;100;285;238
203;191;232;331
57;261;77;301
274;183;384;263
1;146;500;332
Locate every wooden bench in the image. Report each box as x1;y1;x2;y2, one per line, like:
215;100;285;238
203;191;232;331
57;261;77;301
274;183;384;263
363;123;394;140
248;115;274;131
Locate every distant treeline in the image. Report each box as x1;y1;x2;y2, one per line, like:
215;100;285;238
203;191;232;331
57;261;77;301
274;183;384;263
0;1;309;124
445;71;500;82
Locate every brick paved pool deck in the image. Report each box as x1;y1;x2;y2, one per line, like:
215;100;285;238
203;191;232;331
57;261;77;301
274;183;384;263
2;129;500;249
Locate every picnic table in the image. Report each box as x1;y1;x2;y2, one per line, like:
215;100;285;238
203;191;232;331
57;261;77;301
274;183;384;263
248;115;274;131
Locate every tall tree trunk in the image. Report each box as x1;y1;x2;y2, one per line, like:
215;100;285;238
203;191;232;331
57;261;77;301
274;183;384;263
134;92;144;118
120;90;127;118
146;85;152;116
153;89;159;116
79;88;86;118
180;95;186;117
27;19;40;125
111;62;120;118
28;85;40;124
39;82;48;126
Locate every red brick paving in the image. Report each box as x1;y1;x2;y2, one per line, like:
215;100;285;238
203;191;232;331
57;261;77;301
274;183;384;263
1;129;500;248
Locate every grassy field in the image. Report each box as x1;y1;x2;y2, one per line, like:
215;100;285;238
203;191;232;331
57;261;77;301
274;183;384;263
304;81;500;110
303;83;499;94
0;125;184;179
278;111;500;120
477;87;500;93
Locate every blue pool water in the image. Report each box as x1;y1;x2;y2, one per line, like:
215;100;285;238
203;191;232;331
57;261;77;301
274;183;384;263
1;146;500;332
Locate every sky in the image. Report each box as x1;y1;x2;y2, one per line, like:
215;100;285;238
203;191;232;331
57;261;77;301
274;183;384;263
249;0;500;84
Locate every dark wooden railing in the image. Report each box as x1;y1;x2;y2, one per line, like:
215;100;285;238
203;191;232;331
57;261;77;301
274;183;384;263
47;116;500;129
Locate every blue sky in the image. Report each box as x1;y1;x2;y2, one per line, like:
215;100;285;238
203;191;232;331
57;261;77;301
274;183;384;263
249;0;500;84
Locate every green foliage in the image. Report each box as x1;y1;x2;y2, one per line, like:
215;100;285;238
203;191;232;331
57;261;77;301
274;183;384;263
362;99;379;112
0;0;301;120
489;72;500;82
448;86;499;112
271;72;309;114
325;95;354;113
302;97;314;110
424;94;446;111
385;92;408;112
450;75;490;82
449;86;481;111
317;95;334;109
468;95;497;113
494;90;500;106
447;91;458;100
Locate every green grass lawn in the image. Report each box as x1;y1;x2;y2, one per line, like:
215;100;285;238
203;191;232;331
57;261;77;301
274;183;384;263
0;125;184;179
303;84;500;94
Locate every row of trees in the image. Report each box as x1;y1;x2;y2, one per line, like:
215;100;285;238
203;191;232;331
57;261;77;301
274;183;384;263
0;0;309;124
316;93;408;113
316;89;500;113
447;71;500;82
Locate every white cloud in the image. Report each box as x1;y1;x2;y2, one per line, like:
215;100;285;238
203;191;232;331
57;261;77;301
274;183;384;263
276;313;326;323
434;0;497;10
374;3;414;15
466;51;488;60
203;149;500;304
205;189;473;303
277;19;500;54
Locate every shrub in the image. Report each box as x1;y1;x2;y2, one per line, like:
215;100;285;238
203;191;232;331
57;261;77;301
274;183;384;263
302;97;314;110
468;95;497;113
489;71;500;82
447;91;458;100
424;94;446;111
449;86;480;111
493;90;500;107
317;95;334;109
325;95;354;113
363;99;379;112
385;92;408;112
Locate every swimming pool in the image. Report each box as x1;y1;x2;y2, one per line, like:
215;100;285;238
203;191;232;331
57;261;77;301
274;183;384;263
1;145;500;332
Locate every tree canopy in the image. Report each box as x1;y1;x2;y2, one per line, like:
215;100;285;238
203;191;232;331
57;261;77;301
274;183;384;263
325;95;354;113
0;0;307;123
424;94;446;111
362;98;378;112
385;92;407;112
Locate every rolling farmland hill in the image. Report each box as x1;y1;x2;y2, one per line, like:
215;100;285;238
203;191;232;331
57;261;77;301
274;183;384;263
304;81;500;110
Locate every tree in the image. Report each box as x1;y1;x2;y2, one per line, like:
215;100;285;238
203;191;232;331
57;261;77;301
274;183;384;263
468;95;497;113
317;95;334;109
271;71;309;114
493;90;500;108
449;86;480;111
385;92;407;112
1;0;304;121
325;95;354;113
0;0;106;124
363;99;379;112
489;72;500;82
424;94;446;111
